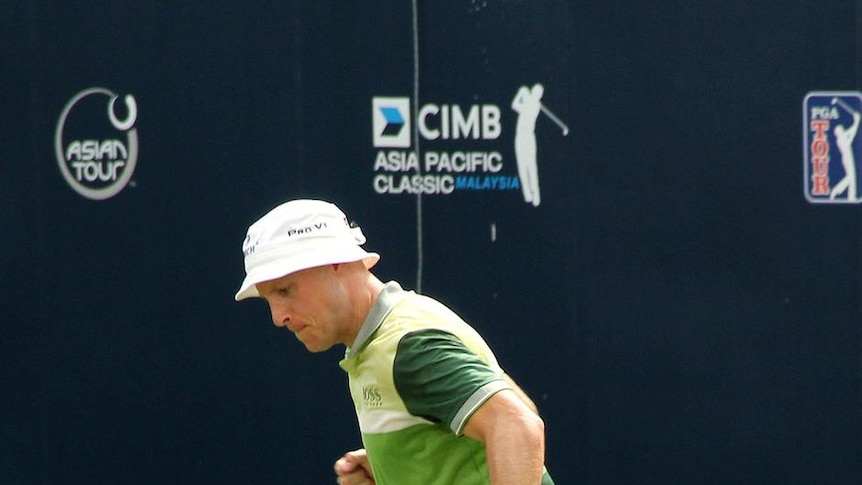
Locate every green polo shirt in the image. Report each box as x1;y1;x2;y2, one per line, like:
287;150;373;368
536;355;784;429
339;282;554;485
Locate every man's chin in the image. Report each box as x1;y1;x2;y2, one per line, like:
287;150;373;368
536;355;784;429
300;340;333;353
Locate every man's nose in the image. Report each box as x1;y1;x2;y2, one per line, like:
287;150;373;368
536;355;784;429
270;306;291;328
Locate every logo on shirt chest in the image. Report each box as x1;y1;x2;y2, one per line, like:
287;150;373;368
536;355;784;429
362;384;384;408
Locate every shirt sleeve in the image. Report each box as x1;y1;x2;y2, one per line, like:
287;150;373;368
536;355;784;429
392;329;510;435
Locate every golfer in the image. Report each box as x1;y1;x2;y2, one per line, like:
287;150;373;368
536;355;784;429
235;199;555;484
829;97;861;201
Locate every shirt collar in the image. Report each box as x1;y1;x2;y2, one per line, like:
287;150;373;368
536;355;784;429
342;281;405;361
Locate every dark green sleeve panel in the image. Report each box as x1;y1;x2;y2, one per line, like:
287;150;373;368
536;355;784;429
393;329;503;430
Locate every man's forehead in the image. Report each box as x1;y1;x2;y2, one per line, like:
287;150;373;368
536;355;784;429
256;265;328;289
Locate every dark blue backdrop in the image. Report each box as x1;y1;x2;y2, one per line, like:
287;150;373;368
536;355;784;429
2;1;860;483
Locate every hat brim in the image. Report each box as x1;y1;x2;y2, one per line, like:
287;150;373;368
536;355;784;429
234;248;379;301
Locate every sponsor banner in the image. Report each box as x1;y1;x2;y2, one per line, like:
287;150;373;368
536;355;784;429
370;83;568;207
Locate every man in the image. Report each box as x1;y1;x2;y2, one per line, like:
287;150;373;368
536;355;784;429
512;83;544;207
828;97;861;201
235;199;554;484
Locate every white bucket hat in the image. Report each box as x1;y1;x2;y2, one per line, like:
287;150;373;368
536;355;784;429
234;199;380;301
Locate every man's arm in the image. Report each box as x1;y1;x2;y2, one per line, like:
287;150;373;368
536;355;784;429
849;112;861;137
392;330;547;483
462;388;546;485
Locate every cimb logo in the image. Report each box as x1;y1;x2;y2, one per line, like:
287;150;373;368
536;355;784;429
372;96;504;150
55;87;139;200
372;97;411;148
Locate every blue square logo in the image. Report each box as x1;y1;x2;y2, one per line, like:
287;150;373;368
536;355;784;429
372;97;411;148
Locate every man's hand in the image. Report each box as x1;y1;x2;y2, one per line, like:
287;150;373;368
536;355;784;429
334;448;375;485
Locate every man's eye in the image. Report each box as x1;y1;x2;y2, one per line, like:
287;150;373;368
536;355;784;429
277;287;290;296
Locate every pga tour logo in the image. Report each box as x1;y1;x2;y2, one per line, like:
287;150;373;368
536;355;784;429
803;91;862;204
55;87;139;200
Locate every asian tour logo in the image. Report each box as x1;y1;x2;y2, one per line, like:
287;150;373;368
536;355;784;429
803;92;862;204
55;87;139;200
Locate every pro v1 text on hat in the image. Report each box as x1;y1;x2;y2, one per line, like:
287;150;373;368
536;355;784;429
234;199;379;301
